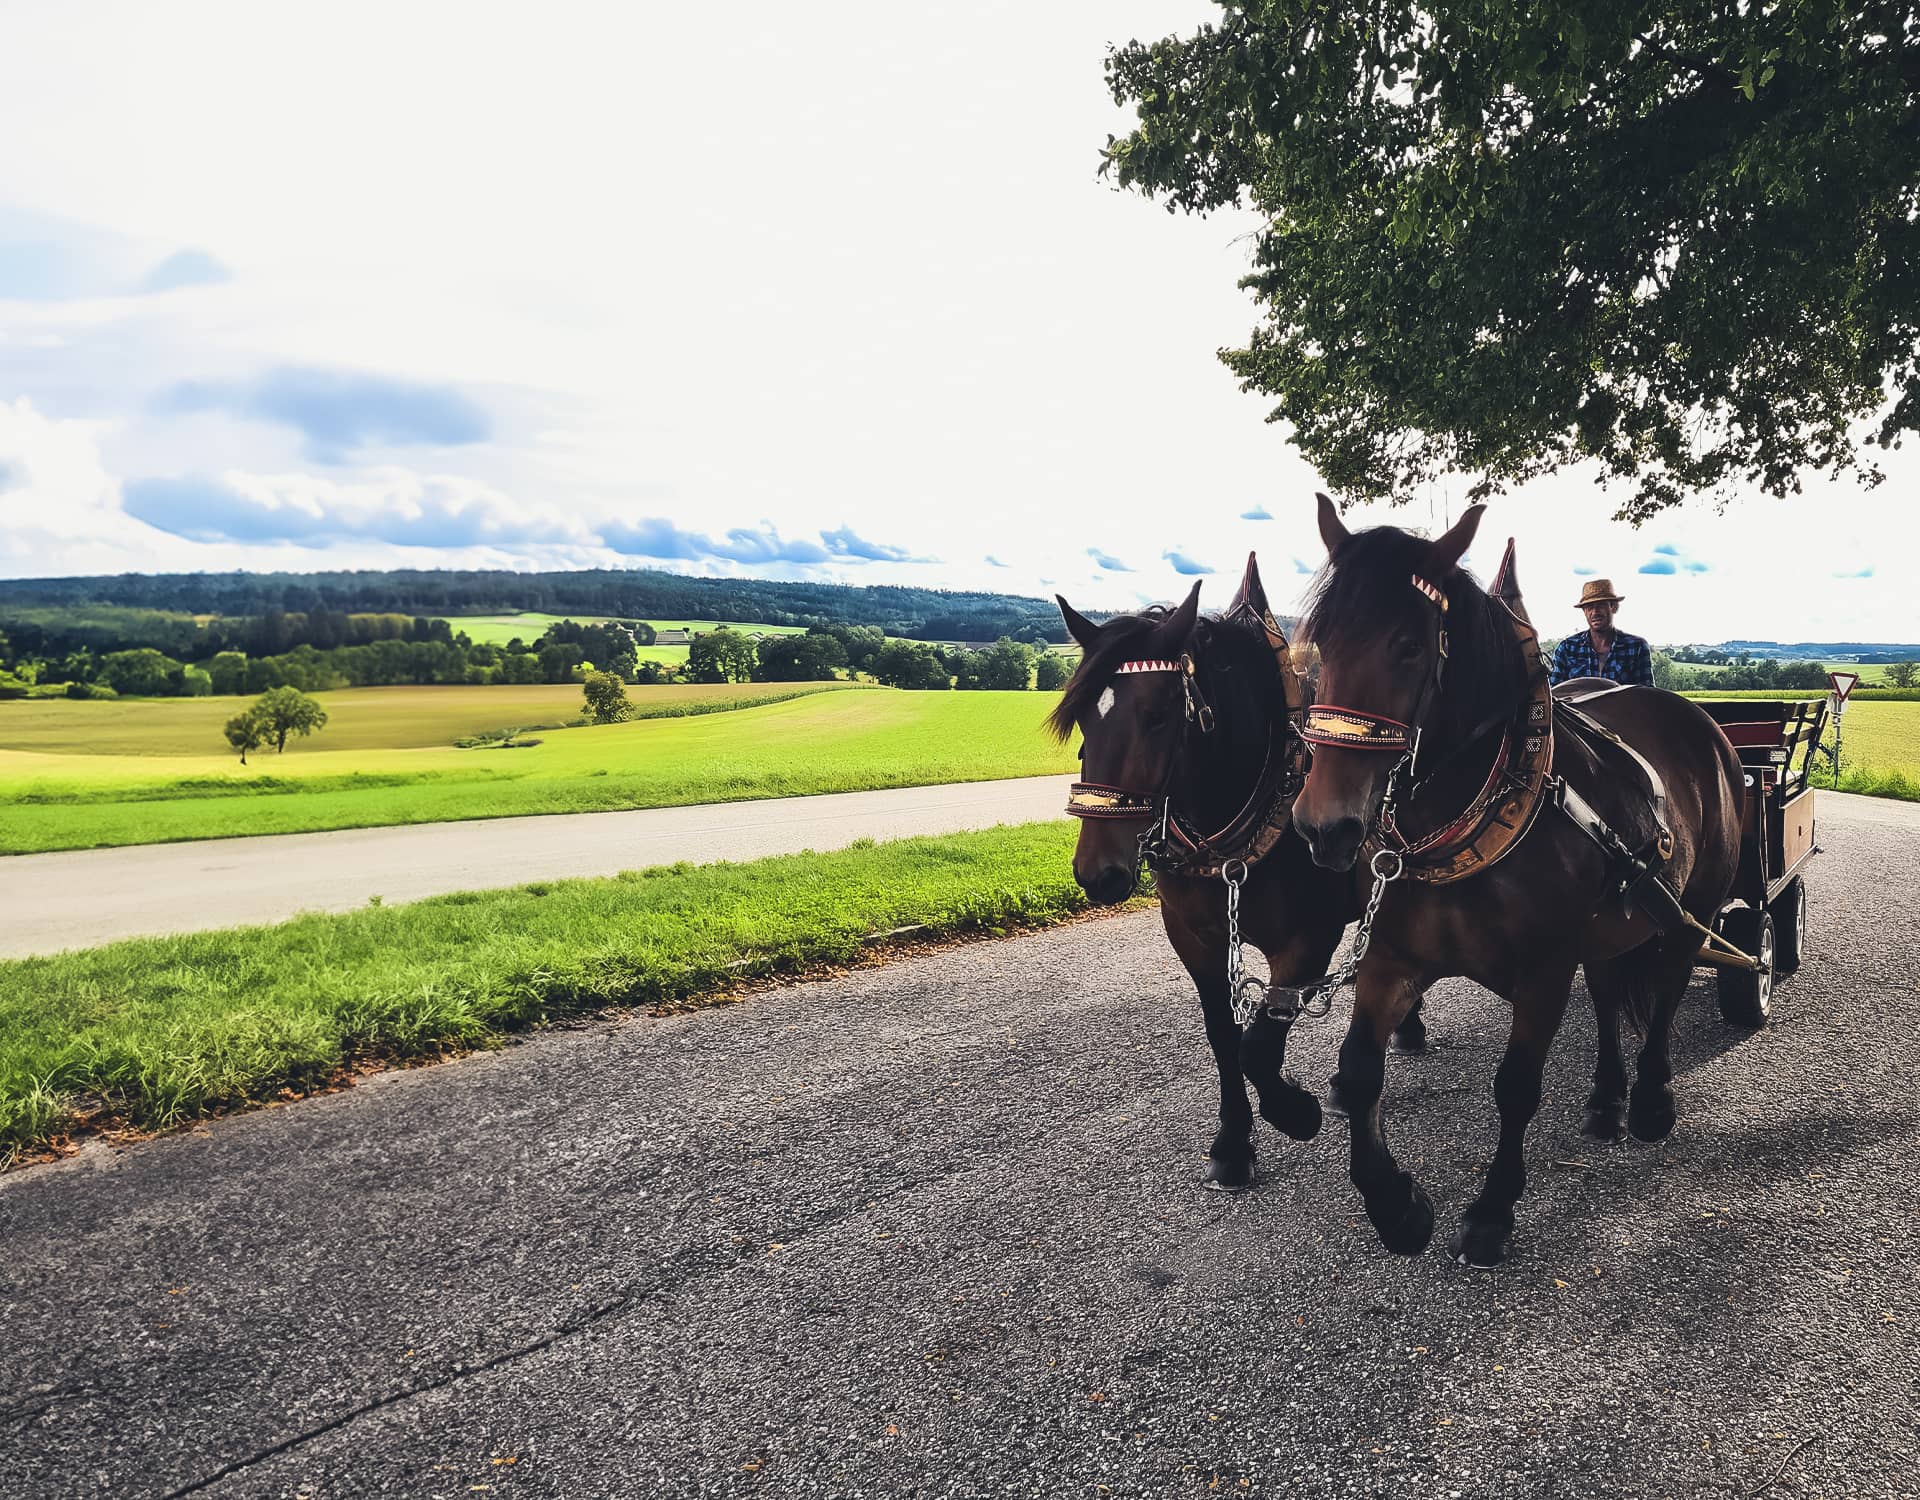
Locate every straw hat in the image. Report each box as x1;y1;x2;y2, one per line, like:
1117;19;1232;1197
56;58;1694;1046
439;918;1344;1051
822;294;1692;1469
1574;579;1624;608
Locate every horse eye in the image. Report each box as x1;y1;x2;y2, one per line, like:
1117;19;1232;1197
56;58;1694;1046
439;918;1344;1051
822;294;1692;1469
1392;633;1422;662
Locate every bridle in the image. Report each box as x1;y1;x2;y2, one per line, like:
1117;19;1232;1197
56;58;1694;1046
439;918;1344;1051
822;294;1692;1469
1297;557;1554;880
1064;651;1221;875
1299;569;1449;778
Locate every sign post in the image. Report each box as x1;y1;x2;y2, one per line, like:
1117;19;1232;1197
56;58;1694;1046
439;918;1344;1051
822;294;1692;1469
1827;671;1858;782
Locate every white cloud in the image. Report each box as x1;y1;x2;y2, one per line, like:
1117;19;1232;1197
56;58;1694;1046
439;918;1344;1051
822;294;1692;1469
0;1;1909;645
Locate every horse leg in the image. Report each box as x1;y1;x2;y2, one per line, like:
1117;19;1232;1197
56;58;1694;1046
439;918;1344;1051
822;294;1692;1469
1628;938;1700;1142
1449;961;1576;1268
1336;961;1434;1255
1240;1010;1323;1142
1391;993;1431;1054
1191;975;1258;1190
1579;957;1631;1142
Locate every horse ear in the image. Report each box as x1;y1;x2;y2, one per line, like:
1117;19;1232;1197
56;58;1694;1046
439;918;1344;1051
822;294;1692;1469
1489;537;1520;603
1431;503;1486;571
1055;595;1100;651
1162;579;1203;646
1315;491;1350;553
1227;551;1289;651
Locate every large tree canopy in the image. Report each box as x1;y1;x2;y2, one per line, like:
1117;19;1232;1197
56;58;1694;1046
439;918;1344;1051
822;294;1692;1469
1105;1;1920;518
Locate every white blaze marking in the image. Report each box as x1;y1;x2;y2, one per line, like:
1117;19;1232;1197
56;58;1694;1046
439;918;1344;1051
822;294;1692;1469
1097;686;1116;719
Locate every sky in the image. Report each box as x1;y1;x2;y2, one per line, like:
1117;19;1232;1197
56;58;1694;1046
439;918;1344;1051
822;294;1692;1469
0;0;1909;647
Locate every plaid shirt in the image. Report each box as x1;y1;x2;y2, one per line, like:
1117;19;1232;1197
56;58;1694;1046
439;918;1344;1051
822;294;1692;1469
1550;629;1654;687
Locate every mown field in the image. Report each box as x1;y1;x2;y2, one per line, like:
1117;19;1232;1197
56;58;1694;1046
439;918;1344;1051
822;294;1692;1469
0;821;1096;1158
441;612;809;647
0;689;1077;854
0;681;854;757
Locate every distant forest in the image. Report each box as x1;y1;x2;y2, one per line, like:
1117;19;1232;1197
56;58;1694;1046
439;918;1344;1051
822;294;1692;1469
0;568;1074;644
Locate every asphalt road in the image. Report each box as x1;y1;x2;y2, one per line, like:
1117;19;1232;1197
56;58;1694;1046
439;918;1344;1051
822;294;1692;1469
2;793;1916;1498
0;775;1073;959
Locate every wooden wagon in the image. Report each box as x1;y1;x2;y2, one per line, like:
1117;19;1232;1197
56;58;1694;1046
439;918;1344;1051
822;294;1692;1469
1694;698;1827;1025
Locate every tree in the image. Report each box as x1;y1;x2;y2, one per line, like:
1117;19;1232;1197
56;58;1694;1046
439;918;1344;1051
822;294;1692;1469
251;686;329;752
207;651;249;695
1035;652;1073;692
98;648;182;697
582;670;635;723
977;638;1037;690
754;634;847;682
870;640;952;690
537;642;586;683
1105;3;1920;519
223;707;269;765
1887;661;1919;688
687;627;757;683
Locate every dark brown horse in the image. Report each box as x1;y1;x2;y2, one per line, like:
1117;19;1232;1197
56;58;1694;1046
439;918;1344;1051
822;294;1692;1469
1050;562;1426;1189
1292;497;1745;1266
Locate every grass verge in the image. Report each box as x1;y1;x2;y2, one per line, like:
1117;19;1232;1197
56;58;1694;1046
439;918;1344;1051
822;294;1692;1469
0;821;1096;1161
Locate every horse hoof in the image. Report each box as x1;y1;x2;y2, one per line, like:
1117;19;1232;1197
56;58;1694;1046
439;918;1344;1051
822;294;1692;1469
1448;1221;1512;1269
1260;1089;1323;1142
1369;1181;1435;1256
1205;1155;1255;1192
1582;1108;1628;1143
1628;1096;1677;1143
1325;1077;1356;1121
1390;1029;1430;1056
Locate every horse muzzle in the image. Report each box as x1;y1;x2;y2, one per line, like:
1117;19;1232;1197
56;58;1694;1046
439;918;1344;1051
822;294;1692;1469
1296;813;1366;872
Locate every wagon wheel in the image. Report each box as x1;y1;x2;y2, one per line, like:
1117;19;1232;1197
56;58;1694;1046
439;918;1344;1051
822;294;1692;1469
1716;907;1775;1028
1769;876;1808;975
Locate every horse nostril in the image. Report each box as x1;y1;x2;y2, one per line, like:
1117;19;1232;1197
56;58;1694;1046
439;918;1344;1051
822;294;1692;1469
1080;866;1136;907
1305;816;1365;872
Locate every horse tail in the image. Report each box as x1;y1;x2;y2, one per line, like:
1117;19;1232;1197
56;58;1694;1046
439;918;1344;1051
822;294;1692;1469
1587;945;1660;1038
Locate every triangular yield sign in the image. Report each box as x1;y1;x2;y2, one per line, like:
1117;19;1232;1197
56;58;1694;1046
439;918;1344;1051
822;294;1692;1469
1828;670;1859;702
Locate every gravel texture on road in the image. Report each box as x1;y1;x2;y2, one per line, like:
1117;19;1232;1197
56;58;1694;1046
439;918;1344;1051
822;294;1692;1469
1;795;1915;1498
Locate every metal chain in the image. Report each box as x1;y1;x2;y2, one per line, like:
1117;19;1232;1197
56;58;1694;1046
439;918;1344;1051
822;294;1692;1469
1220;859;1264;1025
1218;758;1412;1031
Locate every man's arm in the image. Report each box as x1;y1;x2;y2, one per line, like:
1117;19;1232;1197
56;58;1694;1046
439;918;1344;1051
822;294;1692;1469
1548;636;1576;686
1626;636;1655;688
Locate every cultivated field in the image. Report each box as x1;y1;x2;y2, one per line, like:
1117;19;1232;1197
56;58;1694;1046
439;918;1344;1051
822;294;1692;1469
0;681;853;757
441;612;809;646
0;689;1077;854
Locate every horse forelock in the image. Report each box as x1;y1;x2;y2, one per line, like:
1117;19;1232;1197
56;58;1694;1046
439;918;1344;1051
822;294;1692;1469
1045;608;1271;745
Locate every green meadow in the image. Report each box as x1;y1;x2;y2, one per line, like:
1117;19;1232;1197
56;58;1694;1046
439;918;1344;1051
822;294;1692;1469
0;822;1096;1158
0;688;1076;854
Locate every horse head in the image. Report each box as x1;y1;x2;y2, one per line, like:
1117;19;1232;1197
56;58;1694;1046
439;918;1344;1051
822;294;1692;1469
1293;492;1490;871
1050;563;1299;904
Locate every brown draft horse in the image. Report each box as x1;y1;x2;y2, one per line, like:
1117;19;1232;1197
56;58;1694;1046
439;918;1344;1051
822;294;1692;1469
1049;563;1428;1191
1292;497;1745;1266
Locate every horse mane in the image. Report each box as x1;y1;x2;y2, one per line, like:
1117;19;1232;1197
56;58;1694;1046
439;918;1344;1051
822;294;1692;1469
1300;525;1519;742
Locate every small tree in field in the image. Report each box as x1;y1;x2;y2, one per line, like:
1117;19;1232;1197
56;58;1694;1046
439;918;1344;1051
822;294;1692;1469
224;707;269;765
1034;652;1072;692
582;670;635;723
252;686;329;752
1887;661;1919;689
